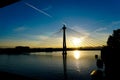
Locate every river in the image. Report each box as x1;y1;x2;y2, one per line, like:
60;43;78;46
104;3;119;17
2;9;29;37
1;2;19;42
0;50;101;80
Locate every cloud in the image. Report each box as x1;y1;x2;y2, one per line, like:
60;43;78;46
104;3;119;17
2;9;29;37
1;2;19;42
111;21;120;25
14;27;27;32
94;27;107;32
69;26;108;46
25;2;52;18
42;5;52;11
106;20;120;30
34;35;49;41
69;26;90;37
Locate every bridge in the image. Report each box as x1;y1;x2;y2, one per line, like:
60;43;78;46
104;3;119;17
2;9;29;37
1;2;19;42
40;24;106;50
0;24;106;54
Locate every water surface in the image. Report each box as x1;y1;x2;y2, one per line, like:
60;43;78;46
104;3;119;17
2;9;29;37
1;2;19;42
0;50;101;80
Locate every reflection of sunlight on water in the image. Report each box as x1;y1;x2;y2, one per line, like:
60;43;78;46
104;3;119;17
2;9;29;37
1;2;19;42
72;50;81;72
73;50;81;60
75;61;81;72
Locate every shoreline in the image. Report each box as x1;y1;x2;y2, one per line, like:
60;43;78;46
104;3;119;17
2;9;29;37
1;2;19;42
0;47;102;54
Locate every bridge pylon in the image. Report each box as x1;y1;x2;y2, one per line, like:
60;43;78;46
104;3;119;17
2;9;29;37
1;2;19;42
62;24;67;55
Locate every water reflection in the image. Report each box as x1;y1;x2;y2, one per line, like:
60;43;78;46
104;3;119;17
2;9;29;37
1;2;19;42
62;50;81;80
73;50;81;60
62;51;67;80
0;51;100;80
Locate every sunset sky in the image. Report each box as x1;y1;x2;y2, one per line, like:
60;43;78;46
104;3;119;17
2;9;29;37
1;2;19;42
0;0;120;48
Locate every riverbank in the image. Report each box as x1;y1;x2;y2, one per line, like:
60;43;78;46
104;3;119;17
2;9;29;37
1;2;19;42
0;46;102;54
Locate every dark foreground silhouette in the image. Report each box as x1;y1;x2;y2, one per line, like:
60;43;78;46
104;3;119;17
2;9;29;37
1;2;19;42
0;0;20;8
0;71;37;80
101;29;120;80
91;29;120;80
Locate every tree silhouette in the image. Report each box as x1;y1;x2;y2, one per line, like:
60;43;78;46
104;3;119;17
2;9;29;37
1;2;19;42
107;29;120;47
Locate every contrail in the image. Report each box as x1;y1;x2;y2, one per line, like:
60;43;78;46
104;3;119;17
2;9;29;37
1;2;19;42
25;2;52;18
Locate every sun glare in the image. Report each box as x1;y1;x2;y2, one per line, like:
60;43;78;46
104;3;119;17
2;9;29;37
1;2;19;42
72;38;82;47
73;50;81;59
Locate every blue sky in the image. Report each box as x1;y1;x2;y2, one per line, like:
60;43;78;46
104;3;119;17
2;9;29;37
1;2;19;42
0;0;120;48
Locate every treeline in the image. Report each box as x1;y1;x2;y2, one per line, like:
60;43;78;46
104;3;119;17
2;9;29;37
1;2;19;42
0;46;103;54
